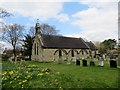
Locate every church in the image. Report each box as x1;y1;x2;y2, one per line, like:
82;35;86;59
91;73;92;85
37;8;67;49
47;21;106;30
31;22;97;63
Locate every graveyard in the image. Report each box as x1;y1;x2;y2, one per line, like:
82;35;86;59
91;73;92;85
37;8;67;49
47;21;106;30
2;58;119;89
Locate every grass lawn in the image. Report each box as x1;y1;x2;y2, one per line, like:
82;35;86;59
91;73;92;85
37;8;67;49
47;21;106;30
2;59;119;89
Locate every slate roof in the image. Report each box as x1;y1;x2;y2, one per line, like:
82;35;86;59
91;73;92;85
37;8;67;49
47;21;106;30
86;41;97;50
40;34;90;49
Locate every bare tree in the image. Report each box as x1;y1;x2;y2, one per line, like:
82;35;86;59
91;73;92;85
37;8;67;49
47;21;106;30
0;8;13;57
29;26;35;37
0;8;12;18
2;24;24;62
0;8;13;32
29;23;59;36
41;24;59;35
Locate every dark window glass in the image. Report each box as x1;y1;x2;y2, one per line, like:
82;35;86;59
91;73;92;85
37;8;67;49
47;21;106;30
71;50;74;57
59;50;62;57
34;43;36;55
37;43;39;55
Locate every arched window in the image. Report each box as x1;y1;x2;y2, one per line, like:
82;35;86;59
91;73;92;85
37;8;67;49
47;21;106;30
59;50;62;57
34;43;36;55
37;43;39;55
71;50;74;57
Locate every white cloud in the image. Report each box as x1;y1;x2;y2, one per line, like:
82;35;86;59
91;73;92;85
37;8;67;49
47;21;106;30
0;1;70;23
55;13;70;22
0;0;73;2
0;2;64;21
72;1;118;41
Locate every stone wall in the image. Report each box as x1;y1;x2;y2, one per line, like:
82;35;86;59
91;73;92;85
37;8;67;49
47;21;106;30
32;46;97;62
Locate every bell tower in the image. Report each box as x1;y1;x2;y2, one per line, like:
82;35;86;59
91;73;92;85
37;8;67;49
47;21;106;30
35;19;40;34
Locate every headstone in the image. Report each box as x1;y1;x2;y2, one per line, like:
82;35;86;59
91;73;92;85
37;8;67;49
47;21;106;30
90;61;95;66
72;57;76;63
82;60;87;66
67;58;71;64
76;59;80;65
110;59;117;68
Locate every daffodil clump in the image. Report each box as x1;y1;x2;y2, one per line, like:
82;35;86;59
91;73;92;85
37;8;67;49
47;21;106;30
2;64;51;88
2;63;73;89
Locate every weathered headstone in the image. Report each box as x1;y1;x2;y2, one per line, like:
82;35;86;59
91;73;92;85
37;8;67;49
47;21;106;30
67;58;71;64
82;60;87;66
90;61;95;66
76;59;80;65
110;59;117;68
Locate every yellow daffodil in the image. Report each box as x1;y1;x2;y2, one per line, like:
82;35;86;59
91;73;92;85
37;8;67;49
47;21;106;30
22;80;27;83
45;72;49;75
19;82;22;84
2;77;7;80
9;71;14;75
37;73;43;76
14;78;17;80
10;81;12;84
2;72;7;75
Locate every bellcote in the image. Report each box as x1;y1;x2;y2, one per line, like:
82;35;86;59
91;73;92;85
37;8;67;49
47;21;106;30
35;22;40;34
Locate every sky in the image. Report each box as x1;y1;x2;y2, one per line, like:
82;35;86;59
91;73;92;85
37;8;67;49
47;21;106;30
0;0;119;52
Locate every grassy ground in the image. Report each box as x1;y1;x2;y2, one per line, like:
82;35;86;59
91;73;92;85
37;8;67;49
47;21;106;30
2;59;119;89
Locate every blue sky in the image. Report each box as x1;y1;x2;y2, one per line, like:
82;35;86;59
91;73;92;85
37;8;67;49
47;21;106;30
3;2;89;36
0;0;119;51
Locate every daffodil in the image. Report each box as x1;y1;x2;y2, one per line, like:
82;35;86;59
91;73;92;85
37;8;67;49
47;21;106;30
26;75;31;79
10;81;12;84
32;65;35;67
9;71;14;75
26;71;29;74
2;72;7;75
22;80;27;83
37;73;43;76
17;76;19;79
14;78;17;80
45;72;49;75
19;82;22;84
2;77;6;80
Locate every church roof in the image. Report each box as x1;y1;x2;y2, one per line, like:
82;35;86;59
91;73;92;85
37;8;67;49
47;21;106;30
41;34;90;49
86;41;97;50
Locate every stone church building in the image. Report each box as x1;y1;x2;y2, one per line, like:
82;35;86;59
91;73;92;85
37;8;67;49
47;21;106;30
31;22;97;63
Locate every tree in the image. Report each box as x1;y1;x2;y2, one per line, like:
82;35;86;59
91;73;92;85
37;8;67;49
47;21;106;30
97;39;117;56
102;39;117;50
0;8;13;52
2;24;24;62
98;43;107;54
0;8;12;18
22;34;34;60
40;24;59;35
0;8;13;33
29;26;35;37
29;23;59;36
